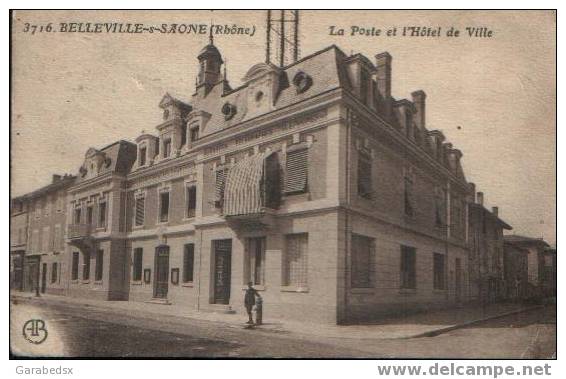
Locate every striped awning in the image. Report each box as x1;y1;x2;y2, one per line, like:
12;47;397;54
223;152;273;217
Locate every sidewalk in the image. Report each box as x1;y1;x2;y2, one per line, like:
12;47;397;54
10;291;540;340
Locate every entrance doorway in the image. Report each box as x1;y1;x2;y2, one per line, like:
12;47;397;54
41;263;47;294
154;246;169;298
213;239;232;304
25;257;39;293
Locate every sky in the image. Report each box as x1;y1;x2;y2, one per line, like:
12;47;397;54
11;10;556;245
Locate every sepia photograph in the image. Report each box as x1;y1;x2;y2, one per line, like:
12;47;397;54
9;9;556;362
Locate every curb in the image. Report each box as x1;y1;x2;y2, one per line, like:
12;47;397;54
407;305;545;339
11;293;286;333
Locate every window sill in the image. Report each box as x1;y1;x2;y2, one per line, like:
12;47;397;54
282;191;308;198
280;286;309;293
156;221;169;226
182;217;196;222
182;282;194;288
350;287;375;294
399;288;417;294
131;281;143;286
81;280;90;284
94;280;103;285
241;285;265;291
133;225;145;230
70;280;79;284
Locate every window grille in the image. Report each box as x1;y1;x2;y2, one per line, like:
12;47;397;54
283;233;308;287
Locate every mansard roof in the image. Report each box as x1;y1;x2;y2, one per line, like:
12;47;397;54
189;45;349;139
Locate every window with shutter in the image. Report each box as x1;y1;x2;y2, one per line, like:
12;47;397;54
71;252;79;280
183;244;194;283
51;262;58;283
284;147;308;194
245;237;266;285
404;173;414;217
400;245;417;289
133;248;143;281
215;168;227;207
159;192;169;222
82;251;90;280
357;152;373;199
98;201;107;227
135;197;145;226
95;250;104;281
351;234;374;288
186;186;197;218
433;253;446;290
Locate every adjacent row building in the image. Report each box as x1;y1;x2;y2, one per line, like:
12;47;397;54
11;39;550;323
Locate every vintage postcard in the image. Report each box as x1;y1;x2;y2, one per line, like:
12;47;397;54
9;9;556;361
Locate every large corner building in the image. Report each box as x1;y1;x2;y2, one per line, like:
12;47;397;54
11;36;515;324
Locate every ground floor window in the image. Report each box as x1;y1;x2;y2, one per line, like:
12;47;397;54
95;250;104;281
400;245;417;289
183;244;194;283
433;252;446;290
82;251;90;280
133;248;143;281
283;233;308;287
51;262;58;283
71;252;79;280
351;234;375;288
245;237;266;285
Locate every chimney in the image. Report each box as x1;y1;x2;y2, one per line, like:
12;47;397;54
411;90;426;130
447;148;462;173
375;52;392;100
477;192;484;206
492;206;499;217
469;183;476;203
52;174;61;183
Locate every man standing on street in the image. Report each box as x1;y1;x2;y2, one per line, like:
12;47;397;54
244;281;261;324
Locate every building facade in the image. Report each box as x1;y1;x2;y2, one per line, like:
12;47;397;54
10;197;28;291
468;192;512;303
503;242;529;300
12;41;512;324
12;175;75;295
503;235;555;299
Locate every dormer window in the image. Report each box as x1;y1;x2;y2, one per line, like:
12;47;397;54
181;124;187;147
163;109;170;121
221;102;237;121
163;139;171;158
190;126;199;142
292;71;313;94
139;147;147;166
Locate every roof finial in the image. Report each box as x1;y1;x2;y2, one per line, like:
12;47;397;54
209;22;214;45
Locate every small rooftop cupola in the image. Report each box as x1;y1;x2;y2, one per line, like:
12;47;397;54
196;30;223;94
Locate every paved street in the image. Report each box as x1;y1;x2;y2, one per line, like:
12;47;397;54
10;297;556;358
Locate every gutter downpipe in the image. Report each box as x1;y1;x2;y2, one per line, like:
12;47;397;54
343;106;352;323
